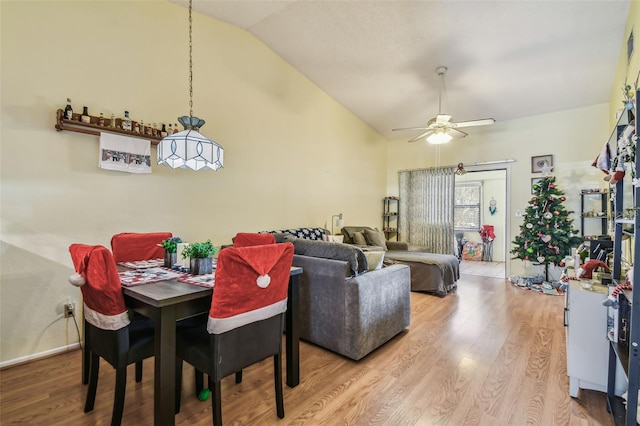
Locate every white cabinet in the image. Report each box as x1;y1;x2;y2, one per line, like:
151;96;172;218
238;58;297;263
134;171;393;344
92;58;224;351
566;280;627;397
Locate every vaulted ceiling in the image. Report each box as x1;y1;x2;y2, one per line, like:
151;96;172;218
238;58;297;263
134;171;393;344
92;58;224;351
172;0;631;140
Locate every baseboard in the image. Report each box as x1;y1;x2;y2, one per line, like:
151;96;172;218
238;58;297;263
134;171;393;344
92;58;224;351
0;343;81;370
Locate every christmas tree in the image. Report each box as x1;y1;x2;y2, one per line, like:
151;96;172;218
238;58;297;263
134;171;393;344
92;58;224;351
511;175;582;281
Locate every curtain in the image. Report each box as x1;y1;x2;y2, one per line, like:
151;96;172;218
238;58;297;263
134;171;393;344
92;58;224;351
398;166;455;254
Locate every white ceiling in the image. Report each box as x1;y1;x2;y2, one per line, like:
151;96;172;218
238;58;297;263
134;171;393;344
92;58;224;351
172;0;631;140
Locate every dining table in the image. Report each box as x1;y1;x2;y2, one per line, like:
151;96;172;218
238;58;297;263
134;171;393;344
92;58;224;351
121;266;303;426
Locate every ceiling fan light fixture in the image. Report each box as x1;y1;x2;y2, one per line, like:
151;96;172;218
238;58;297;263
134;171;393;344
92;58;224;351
427;131;453;145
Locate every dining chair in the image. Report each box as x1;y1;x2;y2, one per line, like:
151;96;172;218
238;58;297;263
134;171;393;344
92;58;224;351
174;242;294;426
110;231;172;263
104;231;171;385
233;232;276;247
68;244;155;426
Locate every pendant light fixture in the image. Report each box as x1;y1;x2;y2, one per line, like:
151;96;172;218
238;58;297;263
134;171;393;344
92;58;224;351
157;0;224;171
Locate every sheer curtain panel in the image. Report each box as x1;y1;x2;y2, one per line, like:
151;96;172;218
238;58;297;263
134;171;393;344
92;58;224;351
398;167;455;254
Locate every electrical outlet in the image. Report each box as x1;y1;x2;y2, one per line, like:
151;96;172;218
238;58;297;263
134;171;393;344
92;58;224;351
64;301;75;318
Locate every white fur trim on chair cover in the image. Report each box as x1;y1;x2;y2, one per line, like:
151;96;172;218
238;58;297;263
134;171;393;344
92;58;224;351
83;302;130;331
207;299;287;335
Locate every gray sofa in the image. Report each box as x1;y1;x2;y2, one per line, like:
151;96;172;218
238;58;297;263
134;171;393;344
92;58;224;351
263;231;411;360
341;226;459;296
292;250;411;360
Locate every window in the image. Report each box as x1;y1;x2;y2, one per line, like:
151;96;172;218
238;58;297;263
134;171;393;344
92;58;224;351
455;182;481;231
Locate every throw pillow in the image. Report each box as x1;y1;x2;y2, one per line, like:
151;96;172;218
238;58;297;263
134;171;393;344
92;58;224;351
352;231;367;246
363;228;388;251
363;251;385;271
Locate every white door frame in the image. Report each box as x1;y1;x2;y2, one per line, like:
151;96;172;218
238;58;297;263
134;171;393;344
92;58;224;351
457;163;512;278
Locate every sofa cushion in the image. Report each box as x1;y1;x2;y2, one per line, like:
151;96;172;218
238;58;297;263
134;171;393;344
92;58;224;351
291;239;367;275
352;231;367;246
364;228;388;251
341;226;375;244
364;251;385;271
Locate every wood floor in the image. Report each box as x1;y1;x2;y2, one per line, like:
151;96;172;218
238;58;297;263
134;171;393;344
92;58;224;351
0;275;612;425
459;260;506;279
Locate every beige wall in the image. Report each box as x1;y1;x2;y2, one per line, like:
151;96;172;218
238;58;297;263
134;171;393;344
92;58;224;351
0;1;387;365
609;0;640;126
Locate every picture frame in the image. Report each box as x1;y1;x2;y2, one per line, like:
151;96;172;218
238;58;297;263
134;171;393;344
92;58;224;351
531;177;542;194
531;154;553;173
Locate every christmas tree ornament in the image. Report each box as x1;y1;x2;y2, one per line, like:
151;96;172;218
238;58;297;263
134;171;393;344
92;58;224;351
541;235;552;243
526;223;533;229
544;212;553;219
537;256;545;263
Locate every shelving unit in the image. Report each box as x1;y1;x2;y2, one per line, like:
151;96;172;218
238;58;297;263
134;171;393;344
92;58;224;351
607;96;639;426
383;197;399;241
55;109;162;144
580;189;609;238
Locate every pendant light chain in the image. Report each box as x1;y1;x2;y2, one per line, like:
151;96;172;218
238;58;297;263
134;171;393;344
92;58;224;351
188;0;193;120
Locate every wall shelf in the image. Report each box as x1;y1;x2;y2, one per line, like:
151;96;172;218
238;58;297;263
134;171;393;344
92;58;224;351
55;109;162;144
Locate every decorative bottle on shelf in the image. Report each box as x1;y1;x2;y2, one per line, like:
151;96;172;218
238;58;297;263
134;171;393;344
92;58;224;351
81;106;90;123
122;111;132;131
160;124;167;137
98;113;105;126
110;113;116;128
167;123;173;135
64;98;73;120
173;123;179;134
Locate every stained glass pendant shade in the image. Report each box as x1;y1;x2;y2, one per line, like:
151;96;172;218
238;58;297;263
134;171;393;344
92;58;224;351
157;116;223;171
157;0;224;171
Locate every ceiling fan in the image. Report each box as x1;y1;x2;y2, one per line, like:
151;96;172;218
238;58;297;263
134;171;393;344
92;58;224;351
392;66;495;144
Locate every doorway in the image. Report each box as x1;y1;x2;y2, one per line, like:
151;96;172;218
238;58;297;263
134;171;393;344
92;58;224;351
455;167;508;279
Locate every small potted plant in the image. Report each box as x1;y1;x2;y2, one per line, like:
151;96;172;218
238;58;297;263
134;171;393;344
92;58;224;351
160;237;183;267
181;240;218;275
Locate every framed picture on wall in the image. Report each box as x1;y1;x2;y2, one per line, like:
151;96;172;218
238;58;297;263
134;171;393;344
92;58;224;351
531;177;542;194
531;154;553;173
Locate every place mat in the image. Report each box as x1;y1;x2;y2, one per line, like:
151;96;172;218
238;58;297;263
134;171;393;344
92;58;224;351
119;267;186;287
177;272;215;288
118;258;164;269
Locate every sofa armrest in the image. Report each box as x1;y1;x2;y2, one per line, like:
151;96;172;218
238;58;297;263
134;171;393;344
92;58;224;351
343;264;411;359
292;254;410;360
386;241;409;251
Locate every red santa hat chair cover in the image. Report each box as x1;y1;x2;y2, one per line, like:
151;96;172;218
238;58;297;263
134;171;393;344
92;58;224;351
68;243;154;425
175;242;294;425
69;244;130;330
110;231;172;263
232;232;276;247
208;242;292;334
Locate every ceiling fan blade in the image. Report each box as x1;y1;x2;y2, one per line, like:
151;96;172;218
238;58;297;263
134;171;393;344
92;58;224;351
408;130;432;143
449;128;468;138
392;126;429;132
453;118;496;128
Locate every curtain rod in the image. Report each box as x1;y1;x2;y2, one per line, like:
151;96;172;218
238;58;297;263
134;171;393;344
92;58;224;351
398;159;516;173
